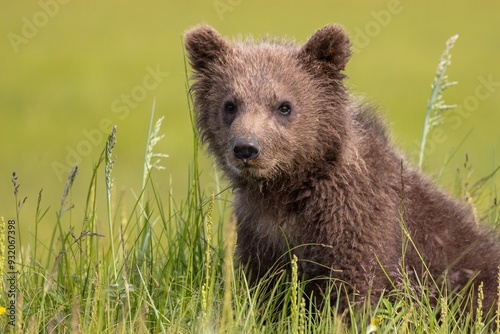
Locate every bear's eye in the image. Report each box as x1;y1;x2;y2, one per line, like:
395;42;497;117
278;103;292;116
224;101;237;114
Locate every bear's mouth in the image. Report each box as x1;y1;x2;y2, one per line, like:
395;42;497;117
232;159;260;171
226;155;265;177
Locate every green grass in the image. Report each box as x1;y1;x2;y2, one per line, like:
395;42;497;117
2;107;499;333
1;33;500;333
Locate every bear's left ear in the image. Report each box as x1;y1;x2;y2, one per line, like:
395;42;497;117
184;25;230;73
299;25;352;72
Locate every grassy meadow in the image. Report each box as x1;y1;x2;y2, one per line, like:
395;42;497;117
1;1;500;332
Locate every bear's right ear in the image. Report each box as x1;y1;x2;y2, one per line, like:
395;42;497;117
184;25;229;72
299;25;352;72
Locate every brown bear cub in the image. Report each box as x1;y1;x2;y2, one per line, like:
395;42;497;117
184;25;500;313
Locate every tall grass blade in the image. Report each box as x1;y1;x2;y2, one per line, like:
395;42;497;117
105;125;118;279
419;34;459;168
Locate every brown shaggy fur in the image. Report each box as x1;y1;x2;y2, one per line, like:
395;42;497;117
184;25;500;312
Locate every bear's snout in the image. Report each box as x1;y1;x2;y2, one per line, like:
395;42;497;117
233;138;260;164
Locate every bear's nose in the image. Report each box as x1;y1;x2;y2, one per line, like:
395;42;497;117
233;139;260;164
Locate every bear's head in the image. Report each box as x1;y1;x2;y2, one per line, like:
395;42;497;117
185;25;353;186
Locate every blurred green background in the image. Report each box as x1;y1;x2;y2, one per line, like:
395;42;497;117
1;0;499;244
